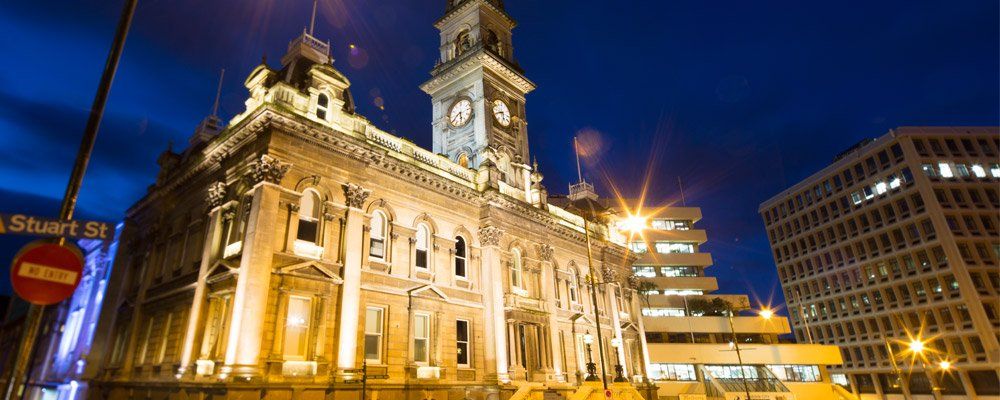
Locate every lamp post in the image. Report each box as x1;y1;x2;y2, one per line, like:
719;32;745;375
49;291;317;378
611;337;627;382
725;305;752;400
584;332;598;382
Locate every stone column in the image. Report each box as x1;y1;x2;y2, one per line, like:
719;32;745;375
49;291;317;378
179;181;227;376
479;225;509;382
538;244;564;382
335;183;370;378
223;154;290;377
632;292;652;379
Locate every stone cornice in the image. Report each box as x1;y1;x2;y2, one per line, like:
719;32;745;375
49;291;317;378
421;49;535;95
435;0;515;30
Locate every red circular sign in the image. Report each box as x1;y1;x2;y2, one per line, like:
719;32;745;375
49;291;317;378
10;241;84;305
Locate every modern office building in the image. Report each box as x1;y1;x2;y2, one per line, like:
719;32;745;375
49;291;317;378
621;204;848;400
82;1;649;399
759;127;1000;400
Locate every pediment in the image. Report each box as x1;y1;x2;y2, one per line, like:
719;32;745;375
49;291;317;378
205;260;237;280
276;261;343;283
408;285;449;301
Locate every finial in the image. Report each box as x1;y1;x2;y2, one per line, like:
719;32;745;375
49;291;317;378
262;53;268;65
532;157;538;170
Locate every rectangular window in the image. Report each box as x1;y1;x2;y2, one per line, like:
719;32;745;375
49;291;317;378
137;318;154;365
649;363;697;381
413;313;431;364
456;319;470;367
939;162;954;178
364;307;384;363
284;296;312;360
654;242;694;254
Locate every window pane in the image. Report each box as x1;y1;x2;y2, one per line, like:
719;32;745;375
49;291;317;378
456;320;469;341
284;297;312;359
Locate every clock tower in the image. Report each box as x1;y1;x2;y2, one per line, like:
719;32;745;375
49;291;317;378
421;0;536;174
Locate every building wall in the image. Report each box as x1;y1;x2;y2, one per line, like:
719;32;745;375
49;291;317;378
759;127;1000;399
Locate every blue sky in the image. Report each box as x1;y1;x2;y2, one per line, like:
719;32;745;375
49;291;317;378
0;0;997;310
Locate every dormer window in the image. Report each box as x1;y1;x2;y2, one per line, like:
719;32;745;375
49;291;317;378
415;223;431;269
316;94;329;120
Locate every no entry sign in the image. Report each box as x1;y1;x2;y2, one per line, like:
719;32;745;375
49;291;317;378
10;241;84;305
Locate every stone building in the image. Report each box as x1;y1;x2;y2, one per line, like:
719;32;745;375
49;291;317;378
85;1;646;399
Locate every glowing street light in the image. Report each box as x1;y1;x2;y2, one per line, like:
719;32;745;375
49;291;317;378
759;308;774;320
908;339;925;354
583;332;598;382
937;360;952;371
619;214;648;234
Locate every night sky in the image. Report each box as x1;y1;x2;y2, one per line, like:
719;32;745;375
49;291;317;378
1;0;997;313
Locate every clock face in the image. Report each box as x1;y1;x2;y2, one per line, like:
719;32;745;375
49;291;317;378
492;99;511;127
449;99;472;127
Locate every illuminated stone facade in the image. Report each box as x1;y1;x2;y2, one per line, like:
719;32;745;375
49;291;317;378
84;1;645;399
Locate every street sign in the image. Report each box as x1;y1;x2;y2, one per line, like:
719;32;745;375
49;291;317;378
10;241;84;305
605;389;613;399
0;213;114;241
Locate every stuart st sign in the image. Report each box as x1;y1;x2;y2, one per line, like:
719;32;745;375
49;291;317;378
0;213;114;241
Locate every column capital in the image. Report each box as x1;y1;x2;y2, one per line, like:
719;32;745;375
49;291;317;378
206;181;227;209
342;183;371;209
247;154;291;185
537;243;554;261
478;225;504;247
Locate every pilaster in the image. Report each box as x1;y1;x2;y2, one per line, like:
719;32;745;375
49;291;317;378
223;154;290;378
335;183;371;379
478;225;509;382
179;182;227;375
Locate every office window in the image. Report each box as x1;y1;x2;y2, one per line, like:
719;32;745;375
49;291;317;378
369;211;388;259
415;223;431;269
284;296;312;360
413;313;431;364
769;365;821;382
654;242;694;254
156;313;173;364
456;319;470;366
454;236;467;278
649;364;697;381
939;162;954;178
364;307;384;363
971;164;987;178
629;241;648;253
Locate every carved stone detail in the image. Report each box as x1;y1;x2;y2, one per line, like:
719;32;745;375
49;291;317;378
478;225;504;247
342;183;371;209
206;181;227;209
247;154;291;185
537;244;554;261
601;265;619;283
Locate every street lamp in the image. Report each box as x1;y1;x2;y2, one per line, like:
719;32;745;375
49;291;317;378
907;339;925;355
758;308;774;320
583;332;598;382
611;337;627;382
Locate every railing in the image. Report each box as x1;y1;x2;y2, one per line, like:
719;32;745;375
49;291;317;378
362;125;476;183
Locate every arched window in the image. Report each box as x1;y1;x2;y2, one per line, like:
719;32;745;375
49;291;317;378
297;189;321;243
455;30;472;56
510;248;523;290
415;223;431;269
568;267;579;303
454;236;467;278
457;153;469;168
369;211;387;260
316;93;329;120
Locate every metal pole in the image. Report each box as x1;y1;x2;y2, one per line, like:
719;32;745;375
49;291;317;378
583;218;608;390
884;339;911;400
2;1;137;399
727;310;751;400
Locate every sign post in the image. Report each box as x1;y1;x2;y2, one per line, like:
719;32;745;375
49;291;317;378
1;0;137;398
